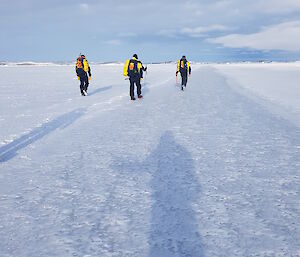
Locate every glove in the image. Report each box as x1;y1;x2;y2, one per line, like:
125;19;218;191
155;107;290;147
77;76;80;80
176;71;178;76
89;76;91;81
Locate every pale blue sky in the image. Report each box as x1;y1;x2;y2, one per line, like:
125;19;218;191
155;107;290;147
1;0;300;62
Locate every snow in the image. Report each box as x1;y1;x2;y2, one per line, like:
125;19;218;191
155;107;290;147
212;62;300;127
0;63;299;256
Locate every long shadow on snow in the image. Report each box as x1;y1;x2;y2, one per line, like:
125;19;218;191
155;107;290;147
105;131;204;256
0;108;86;163
141;82;150;96
148;131;204;257
88;86;112;96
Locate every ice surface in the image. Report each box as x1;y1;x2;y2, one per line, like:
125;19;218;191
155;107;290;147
0;63;299;256
213;62;300;127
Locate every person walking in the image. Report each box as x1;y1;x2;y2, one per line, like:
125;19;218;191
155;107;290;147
176;56;191;91
123;54;146;100
76;54;91;96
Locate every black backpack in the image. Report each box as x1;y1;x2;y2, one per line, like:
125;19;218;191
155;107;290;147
128;59;138;76
179;59;188;72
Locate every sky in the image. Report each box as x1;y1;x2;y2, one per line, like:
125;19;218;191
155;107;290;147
1;0;300;62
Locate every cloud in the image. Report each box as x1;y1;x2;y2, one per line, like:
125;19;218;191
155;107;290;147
181;25;231;38
79;3;89;11
117;32;137;38
254;0;300;14
157;29;178;38
209;21;300;52
105;39;121;46
157;25;231;39
204;0;300;15
2;0;300;61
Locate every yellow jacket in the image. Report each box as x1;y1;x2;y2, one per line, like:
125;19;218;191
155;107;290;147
177;59;191;74
83;59;90;73
123;57;142;77
76;58;91;78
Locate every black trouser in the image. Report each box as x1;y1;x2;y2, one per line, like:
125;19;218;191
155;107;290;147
129;77;141;98
79;73;89;94
180;71;188;86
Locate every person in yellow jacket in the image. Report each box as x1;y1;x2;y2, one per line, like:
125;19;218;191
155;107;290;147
176;55;191;91
76;54;91;96
123;54;146;100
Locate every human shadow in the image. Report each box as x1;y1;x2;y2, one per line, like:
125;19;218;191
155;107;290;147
88;86;112;96
141;81;150;96
0;108;86;163
106;131;204;256
148;131;204;257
